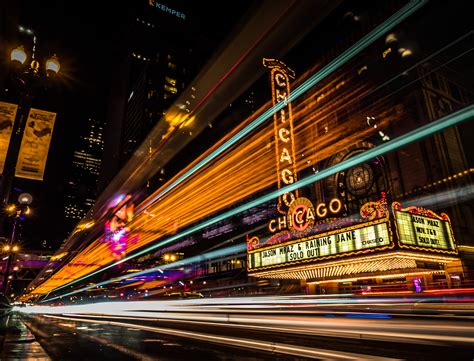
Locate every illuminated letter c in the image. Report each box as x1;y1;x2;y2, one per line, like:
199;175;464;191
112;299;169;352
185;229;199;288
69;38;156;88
279;128;290;142
268;219;277;232
275;72;287;87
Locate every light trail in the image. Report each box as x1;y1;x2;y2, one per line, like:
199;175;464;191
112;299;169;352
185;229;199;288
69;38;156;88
399;184;474;210
41;225;267;301
38;104;474;303
26;0;459;299
184;2;295;119
18;296;474;350
19;293;474;315
40;179;474;301
42;243;246;302
137;0;426;212
144;2;297;166
41;314;400;360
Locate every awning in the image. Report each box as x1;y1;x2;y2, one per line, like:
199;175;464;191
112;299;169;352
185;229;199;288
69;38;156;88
249;251;459;282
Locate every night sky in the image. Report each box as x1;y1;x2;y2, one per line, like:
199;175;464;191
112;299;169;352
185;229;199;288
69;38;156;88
5;0;257;250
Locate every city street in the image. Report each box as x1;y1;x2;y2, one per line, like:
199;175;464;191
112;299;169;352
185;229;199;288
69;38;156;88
10;296;474;360
22;314;303;361
1;1;474;359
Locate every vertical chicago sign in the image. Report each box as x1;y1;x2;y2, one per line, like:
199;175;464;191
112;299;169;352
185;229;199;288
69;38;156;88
263;58;298;213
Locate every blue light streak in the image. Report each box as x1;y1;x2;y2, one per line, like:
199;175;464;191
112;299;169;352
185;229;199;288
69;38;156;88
42;104;474;303
44;244;246;302
137;0;426;213
41;0;434;300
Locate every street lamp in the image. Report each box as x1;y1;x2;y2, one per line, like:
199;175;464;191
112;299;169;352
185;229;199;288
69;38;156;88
45;55;60;74
1;193;32;294
10;46;27;65
0;45;60;229
10;46;60;76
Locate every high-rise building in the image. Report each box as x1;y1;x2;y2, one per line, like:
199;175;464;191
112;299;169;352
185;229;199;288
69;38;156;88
99;1;254;191
64;116;104;224
99;1;198;190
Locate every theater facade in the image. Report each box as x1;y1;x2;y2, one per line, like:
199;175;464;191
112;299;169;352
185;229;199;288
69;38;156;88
247;193;460;294
245;58;469;294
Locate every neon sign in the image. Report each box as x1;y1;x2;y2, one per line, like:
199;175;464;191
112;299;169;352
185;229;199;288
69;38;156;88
263;58;298;213
392;202;457;254
249;219;392;270
268;197;342;233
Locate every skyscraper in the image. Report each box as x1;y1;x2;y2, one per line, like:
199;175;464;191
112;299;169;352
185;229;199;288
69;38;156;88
99;1;254;191
100;1;197;190
64;116;104;224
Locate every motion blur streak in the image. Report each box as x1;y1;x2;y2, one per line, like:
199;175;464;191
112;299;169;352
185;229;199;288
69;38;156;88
138;0;426;211
399;184;474;209
36;103;474;301
31;2;474;301
42;315;398;361
18;296;474;347
41;180;474;302
26;0;426;298
20;294;474;313
184;2;295;119
288;0;426;101
42;243;246;302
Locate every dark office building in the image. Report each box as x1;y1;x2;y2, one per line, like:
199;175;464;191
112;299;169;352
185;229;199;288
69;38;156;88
64;116;104;225
100;1;200;190
99;0;257;191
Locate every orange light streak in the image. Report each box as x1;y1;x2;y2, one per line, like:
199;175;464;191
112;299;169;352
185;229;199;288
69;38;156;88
29;60;410;297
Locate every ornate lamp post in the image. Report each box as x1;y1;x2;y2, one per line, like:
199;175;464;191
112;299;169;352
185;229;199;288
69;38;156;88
0;46;60;207
0;44;60;242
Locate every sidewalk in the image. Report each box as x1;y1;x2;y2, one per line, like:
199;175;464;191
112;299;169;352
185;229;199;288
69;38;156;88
0;312;50;360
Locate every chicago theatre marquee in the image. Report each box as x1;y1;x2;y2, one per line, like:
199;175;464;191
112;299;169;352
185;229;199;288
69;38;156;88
247;60;462;294
247;193;459;293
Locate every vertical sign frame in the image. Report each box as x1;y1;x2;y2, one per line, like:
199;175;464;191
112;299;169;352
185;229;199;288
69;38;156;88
263;58;298;214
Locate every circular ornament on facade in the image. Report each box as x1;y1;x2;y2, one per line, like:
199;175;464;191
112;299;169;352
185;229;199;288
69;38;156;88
287;197;315;232
345;164;374;196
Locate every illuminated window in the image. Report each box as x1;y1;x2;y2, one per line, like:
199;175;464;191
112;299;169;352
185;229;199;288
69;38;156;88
164;84;177;94
165;77;176;86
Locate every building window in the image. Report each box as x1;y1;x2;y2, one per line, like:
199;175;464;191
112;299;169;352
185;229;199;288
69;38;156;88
164;84;177;94
168;62;176;70
165;77;176;86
